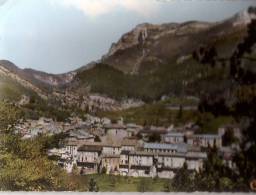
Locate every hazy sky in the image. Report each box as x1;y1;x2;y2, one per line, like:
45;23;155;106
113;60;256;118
0;0;255;74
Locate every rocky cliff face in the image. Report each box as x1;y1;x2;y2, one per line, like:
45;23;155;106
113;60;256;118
101;10;256;75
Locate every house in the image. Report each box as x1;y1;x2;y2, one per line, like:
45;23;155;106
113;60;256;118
48;148;67;158
144;143;176;153
119;150;130;176
156;153;186;179
121;138;138;152
126;123;142;137
157;151;206;177
77;144;102;174
185;152;207;171
101;117;111;125
128;151;155;178
102;143;121;156
128;150;207;179
101;154;120;175
187;134;222;148
162;132;185;144
69;129;95;142
65;140;80;160
104;124;128;140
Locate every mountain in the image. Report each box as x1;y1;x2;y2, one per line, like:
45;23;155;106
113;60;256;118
70;9;256;102
101;10;254;74
0;60;48;100
0;8;255;108
0;60;75;88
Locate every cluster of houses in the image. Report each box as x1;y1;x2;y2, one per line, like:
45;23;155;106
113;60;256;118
14;113;240;179
44;114;239;179
14;117;64;139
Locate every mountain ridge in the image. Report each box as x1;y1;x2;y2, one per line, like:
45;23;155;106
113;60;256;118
0;8;255;107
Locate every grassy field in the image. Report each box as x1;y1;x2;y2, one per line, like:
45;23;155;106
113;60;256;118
71;174;170;192
97;98;235;133
97;100;200;127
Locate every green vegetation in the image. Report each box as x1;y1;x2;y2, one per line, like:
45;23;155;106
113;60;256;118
0;102;77;191
76;55;231;102
98;100;234;134
170;163;195;192
0;135;76;191
73;174;169;192
196;113;234;134
97;100;199;126
163;96;199;106
22;98;72;122
163;146;249;192
0;76;37;101
194;16;256;191
88;178;99;192
222;127;238;146
73;17;245;104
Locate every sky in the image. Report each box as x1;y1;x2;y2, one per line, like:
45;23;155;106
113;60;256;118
0;0;255;74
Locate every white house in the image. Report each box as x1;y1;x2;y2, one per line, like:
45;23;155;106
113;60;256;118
187;134;222;148
119;150;130;176
162;132;185;144
156;153;186;179
102;143;121;156
128;151;155;178
65;140;79;159
77;144;102;174
185;152;207;171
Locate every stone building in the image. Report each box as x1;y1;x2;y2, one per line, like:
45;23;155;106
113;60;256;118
104;124;128;141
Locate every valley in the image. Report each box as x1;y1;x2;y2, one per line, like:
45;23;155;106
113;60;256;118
0;7;256;192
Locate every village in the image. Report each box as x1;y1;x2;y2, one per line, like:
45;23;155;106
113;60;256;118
14;113;241;179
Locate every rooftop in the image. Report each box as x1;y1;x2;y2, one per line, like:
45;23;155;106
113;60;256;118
186;152;207;159
77;145;102;152
164;132;185;137
190;134;221;139
104;124;127;129
144;143;178;150
139;129;167;134
121;138;138;146
69;130;95;139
